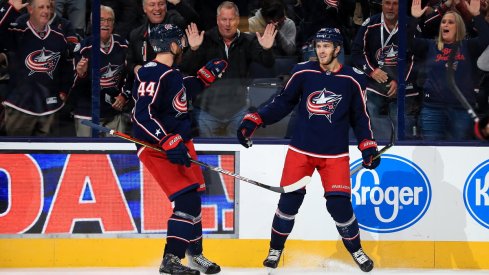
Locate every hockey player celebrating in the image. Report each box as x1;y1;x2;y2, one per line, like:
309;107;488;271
237;28;379;272
131;23;227;275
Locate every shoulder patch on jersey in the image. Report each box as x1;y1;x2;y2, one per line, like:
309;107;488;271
353;67;364;75
74;43;81;52
361;17;370;27
145;62;157;67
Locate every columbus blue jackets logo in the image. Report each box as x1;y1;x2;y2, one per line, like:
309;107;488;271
375;44;398;66
172;88;188;116
100;63;122;88
25;47;61;79
306;89;342;122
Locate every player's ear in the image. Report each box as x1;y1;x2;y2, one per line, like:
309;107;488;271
170;41;179;54
334;45;341;56
27;4;34;14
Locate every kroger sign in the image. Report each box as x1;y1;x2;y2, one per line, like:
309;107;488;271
351;154;431;233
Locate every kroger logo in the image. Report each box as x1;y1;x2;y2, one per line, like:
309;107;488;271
351;154;431;233
463;160;489;229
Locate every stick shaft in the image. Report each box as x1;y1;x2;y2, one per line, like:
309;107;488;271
80;120;296;193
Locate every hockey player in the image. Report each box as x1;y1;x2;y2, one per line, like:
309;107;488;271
237;28;379;272
131;23;227;275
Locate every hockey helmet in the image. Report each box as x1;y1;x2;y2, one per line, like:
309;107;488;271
149;24;185;53
314;28;343;45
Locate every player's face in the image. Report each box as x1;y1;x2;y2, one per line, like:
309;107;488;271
29;0;51;27
100;9;114;43
315;41;338;66
441;13;457;43
144;0;166;24
217;7;239;40
382;0;398;22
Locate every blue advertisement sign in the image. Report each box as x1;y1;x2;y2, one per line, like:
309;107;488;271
351;154;431;233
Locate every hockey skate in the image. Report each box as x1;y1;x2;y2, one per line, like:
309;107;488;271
350;248;374;272
263;248;283;269
159;253;200;275
186;253;221;274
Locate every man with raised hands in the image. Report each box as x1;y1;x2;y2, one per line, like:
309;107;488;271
131;23;227;275
237;28;379;273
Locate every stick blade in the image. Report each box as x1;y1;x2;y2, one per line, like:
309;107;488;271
281;176;311;193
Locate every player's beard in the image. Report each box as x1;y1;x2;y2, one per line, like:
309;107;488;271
318;52;336;66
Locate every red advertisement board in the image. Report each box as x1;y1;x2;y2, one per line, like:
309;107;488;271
0;152;236;235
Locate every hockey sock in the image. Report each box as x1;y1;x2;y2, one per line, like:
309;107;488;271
165;190;201;258
187;214;203;255
270;191;305;250
326;195;361;253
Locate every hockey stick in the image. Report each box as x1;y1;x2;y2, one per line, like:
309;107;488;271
80;120;310;193
350;113;396;176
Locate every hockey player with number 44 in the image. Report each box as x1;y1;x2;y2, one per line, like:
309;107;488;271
131;23;228;275
237;28;379;272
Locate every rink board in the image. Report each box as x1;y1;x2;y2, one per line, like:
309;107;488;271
0;238;489;269
0;141;489;269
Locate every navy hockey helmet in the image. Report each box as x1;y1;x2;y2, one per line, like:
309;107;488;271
314;28;343;45
149;24;185;53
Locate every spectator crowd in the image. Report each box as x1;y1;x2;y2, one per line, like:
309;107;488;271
0;0;488;141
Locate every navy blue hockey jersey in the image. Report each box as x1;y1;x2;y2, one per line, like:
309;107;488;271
70;34;128;119
3;18;72;115
259;61;373;156
351;13;415;97
0;2;19;32
16;13;80;59
131;61;204;144
409;15;489;108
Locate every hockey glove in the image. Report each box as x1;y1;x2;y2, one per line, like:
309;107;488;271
197;59;228;87
474;116;489;141
160;134;191;167
237;113;263;148
358;139;381;169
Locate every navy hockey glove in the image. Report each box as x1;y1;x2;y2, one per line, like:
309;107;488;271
474;116;489;141
160;134;191;167
358;139;381;169
237;113;263;148
197;59;228;87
